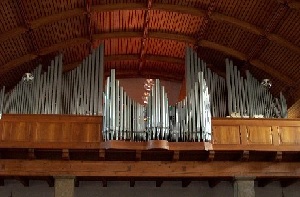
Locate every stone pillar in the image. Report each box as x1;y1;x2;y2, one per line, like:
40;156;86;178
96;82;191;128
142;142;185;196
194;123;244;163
54;176;75;197
234;177;255;197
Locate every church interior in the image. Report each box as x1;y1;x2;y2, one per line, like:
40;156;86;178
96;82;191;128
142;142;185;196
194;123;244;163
0;0;299;196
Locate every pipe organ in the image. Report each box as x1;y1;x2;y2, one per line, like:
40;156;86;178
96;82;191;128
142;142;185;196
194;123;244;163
61;45;104;115
3;55;63;114
185;47;227;117
103;69;146;141
226;59;287;118
0;44;104;116
0;44;288;140
102;68;212;142
186;46;287;119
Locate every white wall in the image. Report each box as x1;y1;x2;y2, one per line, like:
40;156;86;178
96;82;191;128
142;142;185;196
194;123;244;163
1;180;300;197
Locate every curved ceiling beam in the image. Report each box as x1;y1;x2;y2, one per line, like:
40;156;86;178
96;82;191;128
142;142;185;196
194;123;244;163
0;8;85;43
39;37;89;55
30;8;85;29
64;54;184;71
0;38;89;75
93;3;300;56
0;54;37;74
0;27;27;43
278;0;300;11
199;40;293;85
104;70;183;82
0;31;294;85
0;3;298;56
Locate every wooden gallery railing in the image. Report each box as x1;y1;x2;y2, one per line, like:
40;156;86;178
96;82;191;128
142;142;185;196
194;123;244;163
0;114;102;149
0;114;299;151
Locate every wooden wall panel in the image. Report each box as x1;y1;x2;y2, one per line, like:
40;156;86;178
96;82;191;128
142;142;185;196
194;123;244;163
71;123;100;142
212;126;240;144
0;115;102;147
247;126;272;144
279;127;300;144
34;122;63;142
1;121;31;141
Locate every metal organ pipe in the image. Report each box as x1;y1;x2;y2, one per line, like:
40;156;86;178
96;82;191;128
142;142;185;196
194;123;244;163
0;44;105;118
225;59;287;118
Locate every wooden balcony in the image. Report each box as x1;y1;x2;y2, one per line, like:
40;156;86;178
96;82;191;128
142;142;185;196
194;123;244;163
0;114;299;186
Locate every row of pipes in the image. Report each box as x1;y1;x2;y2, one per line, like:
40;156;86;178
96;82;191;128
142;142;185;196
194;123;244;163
0;45;288;136
0;44;104;117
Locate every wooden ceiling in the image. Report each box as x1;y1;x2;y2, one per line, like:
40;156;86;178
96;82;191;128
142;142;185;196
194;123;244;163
0;0;299;116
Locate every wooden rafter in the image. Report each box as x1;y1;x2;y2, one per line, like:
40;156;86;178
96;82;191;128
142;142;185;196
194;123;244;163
0;32;294;85
30;8;85;29
138;0;152;72
0;54;38;74
195;0;218;46
86;0;93;52
39;37;89;55
277;0;300;10
244;3;288;64
0;3;298;57
289;1;300;10
16;0;39;54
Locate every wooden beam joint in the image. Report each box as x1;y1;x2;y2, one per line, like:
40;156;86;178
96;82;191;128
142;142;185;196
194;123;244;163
182;179;191;187
257;179;273;187
62;149;70;160
28;148;36;160
172;150;180;161
130;179;135;187
275;151;283;162
102;178;107;187
46;176;54;187
156;180;163;187
99;149;105;161
136;150;142;161
207;150;215;161
240;150;250;162
208;179;221;188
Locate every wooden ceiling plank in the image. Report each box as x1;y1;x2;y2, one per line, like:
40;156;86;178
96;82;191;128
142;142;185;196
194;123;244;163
0;3;298;57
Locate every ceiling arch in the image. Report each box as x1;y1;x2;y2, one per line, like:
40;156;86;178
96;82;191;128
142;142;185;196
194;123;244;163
0;31;294;86
0;3;299;56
